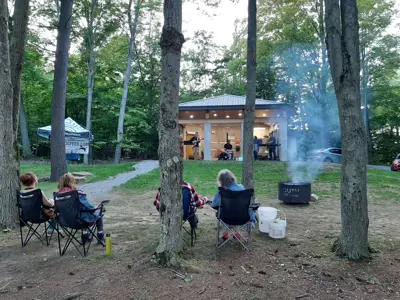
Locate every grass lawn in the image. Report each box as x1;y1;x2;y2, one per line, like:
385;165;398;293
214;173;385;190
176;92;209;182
20;162;136;194
119;160;400;201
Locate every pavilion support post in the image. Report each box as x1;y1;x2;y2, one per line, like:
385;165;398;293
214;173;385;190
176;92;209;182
203;122;211;161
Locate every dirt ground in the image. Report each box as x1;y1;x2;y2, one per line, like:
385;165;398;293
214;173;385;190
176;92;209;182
1;188;400;300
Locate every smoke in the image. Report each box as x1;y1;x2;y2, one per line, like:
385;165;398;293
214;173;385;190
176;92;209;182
271;44;341;183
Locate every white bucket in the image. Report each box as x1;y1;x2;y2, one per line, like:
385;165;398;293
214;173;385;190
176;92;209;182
258;207;277;233
269;210;287;239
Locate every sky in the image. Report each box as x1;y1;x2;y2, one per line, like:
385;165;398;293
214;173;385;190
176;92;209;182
182;0;248;48
181;0;400;48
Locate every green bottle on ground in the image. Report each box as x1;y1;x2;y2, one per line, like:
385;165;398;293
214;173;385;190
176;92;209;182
105;233;112;256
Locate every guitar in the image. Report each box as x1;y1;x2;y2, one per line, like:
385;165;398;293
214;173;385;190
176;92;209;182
192;137;204;148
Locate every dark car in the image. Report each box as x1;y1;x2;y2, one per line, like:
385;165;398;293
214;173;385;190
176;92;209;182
391;154;400;171
308;148;342;163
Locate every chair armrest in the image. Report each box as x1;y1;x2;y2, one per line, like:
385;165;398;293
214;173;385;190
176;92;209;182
250;203;260;211
98;200;110;208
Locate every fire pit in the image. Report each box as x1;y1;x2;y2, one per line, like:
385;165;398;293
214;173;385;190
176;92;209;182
278;182;311;204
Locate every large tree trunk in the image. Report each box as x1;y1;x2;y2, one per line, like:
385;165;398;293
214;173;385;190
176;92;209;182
83;0;97;165
156;0;185;265
0;0;20;228
50;0;73;181
325;0;370;260
114;0;140;164
19;94;33;157
242;0;257;189
10;0;30;139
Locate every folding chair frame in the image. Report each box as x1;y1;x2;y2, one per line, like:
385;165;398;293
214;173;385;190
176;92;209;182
214;188;259;252
55;195;110;257
17;190;58;247
183;204;197;247
56;219;102;257
216;220;252;251
19;217;54;247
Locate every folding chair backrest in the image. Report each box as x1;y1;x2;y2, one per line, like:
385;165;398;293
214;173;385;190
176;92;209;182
218;187;254;226
54;191;85;229
19;189;44;223
182;187;192;221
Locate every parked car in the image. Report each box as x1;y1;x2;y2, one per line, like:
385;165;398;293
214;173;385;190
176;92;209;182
308;148;342;163
391;154;400;171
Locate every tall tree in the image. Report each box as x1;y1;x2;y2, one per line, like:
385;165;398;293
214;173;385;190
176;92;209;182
156;0;185;265
83;0;97;164
325;0;370;259
114;0;142;164
19;94;33;157
50;0;74;181
10;0;30;139
0;0;17;228
78;0;120;164
0;0;30;228
242;0;257;189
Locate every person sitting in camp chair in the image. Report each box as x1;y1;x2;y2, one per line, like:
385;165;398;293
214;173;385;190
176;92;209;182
210;169;257;240
154;181;207;246
20;172;55;219
153;181;207;227
57;173;105;244
18;172;56;246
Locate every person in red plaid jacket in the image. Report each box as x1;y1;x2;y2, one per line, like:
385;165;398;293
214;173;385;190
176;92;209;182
153;181;207;209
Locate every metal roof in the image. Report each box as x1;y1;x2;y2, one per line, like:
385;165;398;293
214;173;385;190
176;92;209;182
179;94;292;111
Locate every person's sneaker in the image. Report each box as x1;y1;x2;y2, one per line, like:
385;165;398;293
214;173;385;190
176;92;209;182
234;233;242;240
97;232;105;244
222;233;230;240
81;233;90;244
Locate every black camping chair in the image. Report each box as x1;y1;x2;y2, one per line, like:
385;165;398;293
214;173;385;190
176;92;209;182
54;190;109;257
182;187;197;247
17;189;56;247
215;188;259;251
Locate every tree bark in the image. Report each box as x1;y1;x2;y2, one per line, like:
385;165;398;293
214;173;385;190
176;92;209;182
50;0;73;181
325;0;370;260
84;0;97;165
156;0;185;265
19;94;33;157
10;0;30;139
242;0;257;189
0;0;20;228
114;0;141;164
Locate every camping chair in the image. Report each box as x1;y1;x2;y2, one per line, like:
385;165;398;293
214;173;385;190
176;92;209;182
54;190;109;257
182;187;197;247
17;189;56;247
215;188;259;251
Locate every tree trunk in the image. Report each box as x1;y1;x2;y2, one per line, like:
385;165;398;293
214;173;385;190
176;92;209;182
19;94;33;157
325;0;370;260
242;0;257;189
83;0;97;165
10;0;30;139
114;0;140;164
84;50;94;164
50;0;73;181
0;0;20;228
318;0;328;148
156;0;185;265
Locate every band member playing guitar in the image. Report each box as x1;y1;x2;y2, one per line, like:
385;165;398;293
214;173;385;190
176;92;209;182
188;132;203;160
